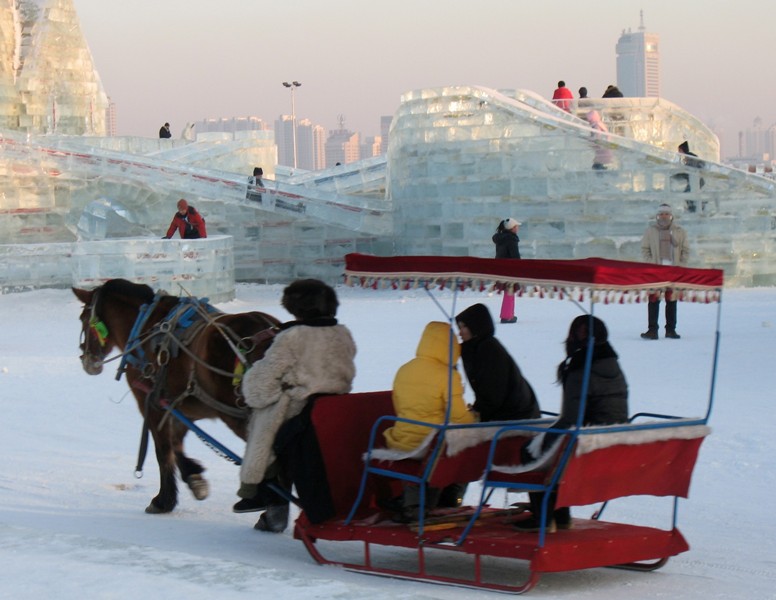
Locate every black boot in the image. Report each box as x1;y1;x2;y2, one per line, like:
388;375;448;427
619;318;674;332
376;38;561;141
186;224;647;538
665;301;680;338
641;301;660;339
514;492;556;533
254;503;289;533
438;483;467;508
233;478;284;513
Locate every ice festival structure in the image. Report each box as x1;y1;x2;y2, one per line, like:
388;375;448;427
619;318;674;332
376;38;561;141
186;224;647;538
1;1;775;300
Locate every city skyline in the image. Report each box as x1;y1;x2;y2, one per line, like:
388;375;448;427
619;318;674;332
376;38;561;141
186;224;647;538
72;0;773;158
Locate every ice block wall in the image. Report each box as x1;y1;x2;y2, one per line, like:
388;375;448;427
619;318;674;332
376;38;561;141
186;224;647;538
388;86;776;286
1;235;235;302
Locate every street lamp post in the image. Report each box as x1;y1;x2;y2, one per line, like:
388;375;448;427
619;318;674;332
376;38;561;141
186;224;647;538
282;81;301;169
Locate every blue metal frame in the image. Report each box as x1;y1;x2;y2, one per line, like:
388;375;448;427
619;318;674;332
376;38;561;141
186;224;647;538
343;279;722;543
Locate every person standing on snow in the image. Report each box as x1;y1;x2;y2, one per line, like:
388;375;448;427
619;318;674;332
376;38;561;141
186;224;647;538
640;204;690;339
493;218;522;324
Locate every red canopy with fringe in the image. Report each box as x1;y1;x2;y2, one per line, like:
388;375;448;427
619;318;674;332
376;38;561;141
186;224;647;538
344;254;724;303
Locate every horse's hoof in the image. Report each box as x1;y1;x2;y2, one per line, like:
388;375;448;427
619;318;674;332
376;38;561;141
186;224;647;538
186;474;209;501
145;503;169;514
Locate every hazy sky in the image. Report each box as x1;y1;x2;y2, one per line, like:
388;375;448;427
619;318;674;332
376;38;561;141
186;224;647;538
72;0;772;157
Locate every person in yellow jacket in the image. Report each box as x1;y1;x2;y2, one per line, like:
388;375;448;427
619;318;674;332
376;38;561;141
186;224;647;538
384;321;475;521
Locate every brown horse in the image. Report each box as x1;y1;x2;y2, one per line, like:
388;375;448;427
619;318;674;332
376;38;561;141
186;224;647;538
73;278;280;514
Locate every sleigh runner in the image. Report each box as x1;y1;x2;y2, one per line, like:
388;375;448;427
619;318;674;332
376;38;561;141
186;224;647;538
291;254;722;594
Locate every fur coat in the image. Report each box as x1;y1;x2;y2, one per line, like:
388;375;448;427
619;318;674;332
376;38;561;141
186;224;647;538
240;321;356;484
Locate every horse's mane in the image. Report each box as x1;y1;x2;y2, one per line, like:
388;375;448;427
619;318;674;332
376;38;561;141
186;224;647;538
101;278;156;304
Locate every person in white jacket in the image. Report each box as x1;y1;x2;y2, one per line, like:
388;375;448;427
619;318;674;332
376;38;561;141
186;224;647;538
640;204;690;339
234;279;356;532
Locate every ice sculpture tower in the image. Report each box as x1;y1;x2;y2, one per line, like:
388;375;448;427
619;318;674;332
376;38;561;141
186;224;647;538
0;0;108;135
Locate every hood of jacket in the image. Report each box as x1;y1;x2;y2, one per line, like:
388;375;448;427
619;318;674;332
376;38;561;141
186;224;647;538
416;321;460;365
456;303;495;338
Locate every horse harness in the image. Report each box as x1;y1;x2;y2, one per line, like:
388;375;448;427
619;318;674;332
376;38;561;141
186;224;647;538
83;289;277;475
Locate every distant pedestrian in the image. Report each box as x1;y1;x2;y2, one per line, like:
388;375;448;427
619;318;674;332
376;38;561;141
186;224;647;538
578;86;593;108
602;85;623;98
640;204;690;340
492;218;521;324
674;141;706;209
163;199;207;239
585;110;612;170
552;81;574;113
159;122;171;138
247;167;264;202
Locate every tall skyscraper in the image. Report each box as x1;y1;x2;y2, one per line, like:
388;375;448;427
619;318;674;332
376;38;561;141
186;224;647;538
296;119;327;170
325;115;360;167
616;11;660;98
274;115;296;167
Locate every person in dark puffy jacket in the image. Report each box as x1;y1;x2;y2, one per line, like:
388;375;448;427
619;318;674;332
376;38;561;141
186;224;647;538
455;303;540;422
437;303;542;509
516;314;628;532
492;218;521;323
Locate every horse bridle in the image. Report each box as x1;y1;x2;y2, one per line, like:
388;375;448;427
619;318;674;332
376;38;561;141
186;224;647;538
79;288;112;368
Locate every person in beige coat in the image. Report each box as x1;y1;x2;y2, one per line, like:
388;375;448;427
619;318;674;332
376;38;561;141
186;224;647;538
234;279;356;532
640;204;690;339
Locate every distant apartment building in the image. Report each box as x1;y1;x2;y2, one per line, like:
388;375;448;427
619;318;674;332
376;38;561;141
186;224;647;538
380;115;392;154
105;97;117;137
360;135;383;159
275;115;328;170
325;127;360;167
734;117;776;162
615;12;660;97
296;119;327;170
195;116;268;133
274;115;296;167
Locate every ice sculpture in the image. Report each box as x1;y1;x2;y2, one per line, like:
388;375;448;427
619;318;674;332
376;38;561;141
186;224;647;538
0;0;109;135
0;0;774;293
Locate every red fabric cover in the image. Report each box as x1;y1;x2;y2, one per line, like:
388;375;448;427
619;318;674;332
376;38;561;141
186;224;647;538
310;392;533;517
344;254;723;292
310;392;396;517
555;437;705;507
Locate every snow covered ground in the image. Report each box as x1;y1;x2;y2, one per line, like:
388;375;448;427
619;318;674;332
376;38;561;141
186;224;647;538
1;282;774;599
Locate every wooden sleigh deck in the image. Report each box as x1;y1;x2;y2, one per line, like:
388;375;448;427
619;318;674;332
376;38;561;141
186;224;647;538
293;391;710;594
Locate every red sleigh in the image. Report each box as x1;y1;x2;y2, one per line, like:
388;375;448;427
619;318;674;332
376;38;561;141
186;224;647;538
294;255;722;594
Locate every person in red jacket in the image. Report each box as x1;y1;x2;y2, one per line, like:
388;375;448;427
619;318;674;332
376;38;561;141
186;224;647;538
551;80;574;112
164;199;207;239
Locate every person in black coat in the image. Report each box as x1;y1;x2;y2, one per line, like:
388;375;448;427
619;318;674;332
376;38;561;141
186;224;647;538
516;314;628;532
435;303;541;509
492;218;521;323
455;303;540;422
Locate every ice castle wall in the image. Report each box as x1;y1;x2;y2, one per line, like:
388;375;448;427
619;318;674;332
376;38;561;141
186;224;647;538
388;86;776;287
2;83;776;295
0;235;235;301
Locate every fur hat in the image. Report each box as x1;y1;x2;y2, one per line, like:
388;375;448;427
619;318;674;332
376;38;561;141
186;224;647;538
456;303;495;338
503;217;521;230
657;203;673;216
282;279;339;319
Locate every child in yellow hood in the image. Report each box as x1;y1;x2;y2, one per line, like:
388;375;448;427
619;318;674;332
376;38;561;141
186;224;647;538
383;322;475;521
385;321;475;451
